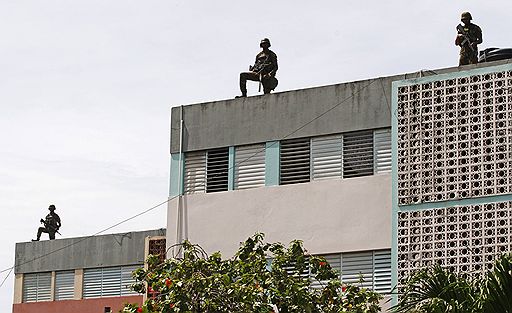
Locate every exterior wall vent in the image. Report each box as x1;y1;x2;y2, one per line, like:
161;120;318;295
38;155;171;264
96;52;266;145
280;138;311;185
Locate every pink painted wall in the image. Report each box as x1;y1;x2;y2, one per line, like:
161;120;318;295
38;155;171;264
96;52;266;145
13;295;142;313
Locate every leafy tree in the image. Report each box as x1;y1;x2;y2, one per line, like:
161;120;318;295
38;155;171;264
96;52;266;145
391;253;512;313
122;233;382;313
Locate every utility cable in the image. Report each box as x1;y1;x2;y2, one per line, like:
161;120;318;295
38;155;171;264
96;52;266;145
0;197;175;286
0;76;380;286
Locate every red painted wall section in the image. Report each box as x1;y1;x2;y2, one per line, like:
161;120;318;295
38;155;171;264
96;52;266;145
12;295;143;313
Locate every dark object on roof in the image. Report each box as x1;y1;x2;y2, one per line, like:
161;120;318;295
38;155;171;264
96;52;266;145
478;48;512;63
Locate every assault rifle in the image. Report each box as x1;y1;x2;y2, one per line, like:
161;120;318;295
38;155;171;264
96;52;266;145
40;218;62;235
457;24;475;53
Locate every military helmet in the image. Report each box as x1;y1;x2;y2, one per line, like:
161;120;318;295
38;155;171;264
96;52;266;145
260;38;271;48
48;204;56;211
461;12;472;21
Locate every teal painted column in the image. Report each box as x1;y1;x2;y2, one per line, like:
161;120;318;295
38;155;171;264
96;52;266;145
228;146;235;191
169;153;184;197
265;141;280;186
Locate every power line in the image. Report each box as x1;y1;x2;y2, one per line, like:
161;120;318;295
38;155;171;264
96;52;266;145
0;197;174;282
0;77;380;287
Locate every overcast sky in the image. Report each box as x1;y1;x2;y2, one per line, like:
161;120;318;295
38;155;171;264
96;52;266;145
1;1;511;310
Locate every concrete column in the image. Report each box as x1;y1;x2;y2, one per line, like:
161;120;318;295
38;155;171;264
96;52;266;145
50;271;56;301
13;273;23;304
74;269;83;300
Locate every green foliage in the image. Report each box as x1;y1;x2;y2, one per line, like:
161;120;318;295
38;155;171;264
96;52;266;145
391;253;512;313
122;233;382;313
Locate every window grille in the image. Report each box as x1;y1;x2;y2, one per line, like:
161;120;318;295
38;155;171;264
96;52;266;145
206;148;229;193
343;131;374;178
83;265;140;298
55;270;75;300
183;151;206;194
235;144;266;190
312;135;343;180
22;272;52;302
374;128;392;174
280;138;311;185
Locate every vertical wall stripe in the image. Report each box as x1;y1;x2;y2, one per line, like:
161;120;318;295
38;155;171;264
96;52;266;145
228;146;235;191
169;153;184;197
265;141;280;186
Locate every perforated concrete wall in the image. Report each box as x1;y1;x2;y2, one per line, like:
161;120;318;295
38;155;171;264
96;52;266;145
392;63;512;294
396;201;512;286
396;69;512;205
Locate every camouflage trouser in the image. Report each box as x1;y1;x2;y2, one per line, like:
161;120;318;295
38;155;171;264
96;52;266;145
239;72;277;95
459;51;478;66
37;227;56;240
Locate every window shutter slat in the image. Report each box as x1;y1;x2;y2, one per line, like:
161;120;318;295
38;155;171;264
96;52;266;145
235;144;266;190
206;148;229;193
55;270;75;300
312;135;343;180
280;138;311;185
83;265;140;299
342;251;374;289
373;250;392;294
184;151;206;194
23;272;52;302
374;128;392;173
343;131;374;178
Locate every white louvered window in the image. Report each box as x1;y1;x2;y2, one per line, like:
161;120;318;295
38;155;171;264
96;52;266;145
373;250;392;294
206;148;229;193
83;265;140;299
310;254;341;289
235;144;266;190
342;251;374;289
374;128;392;174
55;270;75;300
343;130;374;178
22;272;52;302
183;151;206;194
312;135;343;180
280;138;311;185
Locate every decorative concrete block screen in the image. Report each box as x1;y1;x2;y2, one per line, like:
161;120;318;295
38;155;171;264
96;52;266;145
397;201;511;286
396;69;512;205
392;64;512;296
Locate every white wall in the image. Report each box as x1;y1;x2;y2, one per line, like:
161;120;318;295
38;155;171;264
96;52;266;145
167;174;391;257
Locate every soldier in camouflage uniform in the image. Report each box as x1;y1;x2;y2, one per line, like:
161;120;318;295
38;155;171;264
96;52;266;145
237;38;278;97
455;12;482;66
32;204;61;241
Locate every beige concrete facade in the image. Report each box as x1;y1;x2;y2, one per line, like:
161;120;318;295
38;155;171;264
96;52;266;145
13;273;23;304
73;269;83;300
167;174;391;256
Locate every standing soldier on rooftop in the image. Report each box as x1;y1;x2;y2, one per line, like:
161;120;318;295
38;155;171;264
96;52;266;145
237;38;278;98
455;11;482;66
